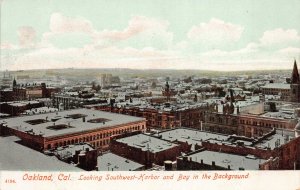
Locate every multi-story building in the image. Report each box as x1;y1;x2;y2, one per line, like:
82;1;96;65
0;80;60;102
238;114;297;137
261;83;291;101
110;132;191;168
89;102;208;130
0;108;146;151
157;128;300;170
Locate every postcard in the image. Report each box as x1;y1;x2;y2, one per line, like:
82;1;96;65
0;0;300;190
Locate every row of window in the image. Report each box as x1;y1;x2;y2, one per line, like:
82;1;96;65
46;124;145;149
240;119;286;128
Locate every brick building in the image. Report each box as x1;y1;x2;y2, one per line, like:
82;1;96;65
177;149;271;170
0;108;146;151
0;81;60;102
89;103;208;130
110;133;191;168
238;114;297;137
195;129;300;170
261;83;291;101
0;100;45;116
157;128;300;170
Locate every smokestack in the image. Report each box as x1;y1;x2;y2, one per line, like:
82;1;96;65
229;89;235;103
200;121;203;131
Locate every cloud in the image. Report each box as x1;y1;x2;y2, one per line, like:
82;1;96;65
96;16;170;41
41;13;96;46
0;42;18;50
17;26;36;48
187;18;244;43
278;47;300;54
2;13;177;70
197;27;300;64
201;42;258;57
259;28;300;45
3;13;300;71
94;16;173;49
6;44;179;71
49;13;95;34
42;13;173;50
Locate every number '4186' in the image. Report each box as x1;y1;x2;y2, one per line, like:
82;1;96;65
5;179;16;183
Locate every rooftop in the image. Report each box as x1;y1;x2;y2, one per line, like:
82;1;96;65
54;143;94;160
0;136;82;171
2;108;145;138
22;107;59;115
255;133;293;150
261;111;295;120
97;152;144;171
261;83;290;89
186;150;266;170
158;128;228;148
0;100;41;107
116;134;178;153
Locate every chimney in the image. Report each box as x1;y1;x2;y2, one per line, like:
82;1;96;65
212;161;215;167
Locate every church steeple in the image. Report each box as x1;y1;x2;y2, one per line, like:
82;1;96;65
291;60;300;84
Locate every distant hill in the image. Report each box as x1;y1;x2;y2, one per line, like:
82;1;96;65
1;68;291;79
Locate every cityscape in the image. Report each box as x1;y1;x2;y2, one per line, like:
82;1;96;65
0;0;300;172
0;61;299;171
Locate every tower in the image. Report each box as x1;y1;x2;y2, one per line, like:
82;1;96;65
290;60;300;102
12;77;17;88
165;81;170;101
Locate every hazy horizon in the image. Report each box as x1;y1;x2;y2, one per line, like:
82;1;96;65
0;67;293;72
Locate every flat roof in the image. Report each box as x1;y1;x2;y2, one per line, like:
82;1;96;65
261;83;290;89
159;128;295;151
260;111;295;120
159;128;228;146
0;136;82;171
255;133;293;150
98;152;144;171
116;134;178;153
2;108;145;138
187;150;266;170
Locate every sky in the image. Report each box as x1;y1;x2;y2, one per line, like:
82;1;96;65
0;0;300;71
